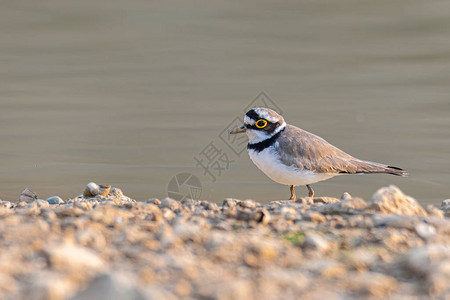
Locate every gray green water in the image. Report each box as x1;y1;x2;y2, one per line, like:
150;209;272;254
1;0;449;204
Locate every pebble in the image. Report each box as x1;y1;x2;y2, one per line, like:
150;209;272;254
415;222;437;239
369;185;427;216
440;199;450;218
318;197;367;215
0;200;13;209
372;214;418;230
346;272;398;297
303;211;326;223
44;243;105;275
46;196;65;205
25;271;74;300
160;198;180;210
304;233;331;253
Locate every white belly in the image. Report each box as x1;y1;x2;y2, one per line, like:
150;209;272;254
248;146;336;186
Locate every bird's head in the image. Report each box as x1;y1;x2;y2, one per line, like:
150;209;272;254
230;107;286;143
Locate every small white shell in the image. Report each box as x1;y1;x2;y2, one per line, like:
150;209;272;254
83;182;100;198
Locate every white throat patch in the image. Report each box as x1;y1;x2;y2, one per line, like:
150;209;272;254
246;122;286;144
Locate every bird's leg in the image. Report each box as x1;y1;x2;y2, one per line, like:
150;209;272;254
289;185;296;200
306;184;314;198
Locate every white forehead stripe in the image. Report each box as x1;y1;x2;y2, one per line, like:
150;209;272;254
274;122;286;134
244;115;255;125
253;108;280;123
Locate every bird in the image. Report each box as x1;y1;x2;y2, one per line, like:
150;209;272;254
230;107;407;200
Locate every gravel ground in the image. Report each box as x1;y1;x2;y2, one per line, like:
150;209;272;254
0;184;448;300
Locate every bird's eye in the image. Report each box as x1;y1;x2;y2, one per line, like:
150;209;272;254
255;119;268;129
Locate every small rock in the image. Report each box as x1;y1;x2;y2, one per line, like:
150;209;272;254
146;198;160;205
345;249;377;271
109;187;123;198
313;197;340;204
45;196;65;205
304;233;331;253
25;271;74;300
162;208;176;221
255;209;271;224
160;198;180;210
20;188;37;202
76;229;106;250
44;243;105;275
415;223;437;239
305;259;346;278
223;198;238;208
173;222;202;243
0;200;13;209
440;199;450;218
238;199;257;209
318;197;367;215
426;205;444;219
303;211;326;223
340;192;352;201
346;272;398;297
34;199;50;209
73;200;93;210
280;206;300;221
295;197;314;205
196;279;252;300
235;209;255;221
98;184;111;196
372;214;418;230
369;185;427;216
14;201;27;209
401;244;450;277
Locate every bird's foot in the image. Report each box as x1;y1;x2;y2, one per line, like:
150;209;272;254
289;185;296;200
306;184;314;199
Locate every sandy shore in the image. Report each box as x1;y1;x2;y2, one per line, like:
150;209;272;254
0;184;449;300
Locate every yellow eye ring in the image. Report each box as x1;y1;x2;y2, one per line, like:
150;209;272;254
255;119;268;129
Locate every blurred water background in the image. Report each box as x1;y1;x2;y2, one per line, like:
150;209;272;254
1;0;449;204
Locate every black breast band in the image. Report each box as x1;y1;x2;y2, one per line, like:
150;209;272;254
247;128;285;152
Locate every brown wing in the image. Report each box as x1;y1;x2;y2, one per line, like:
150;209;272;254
275;125;406;175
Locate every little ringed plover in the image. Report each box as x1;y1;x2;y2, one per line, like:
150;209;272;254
230;107;406;200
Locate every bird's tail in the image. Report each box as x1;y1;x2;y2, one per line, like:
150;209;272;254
358;160;408;177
